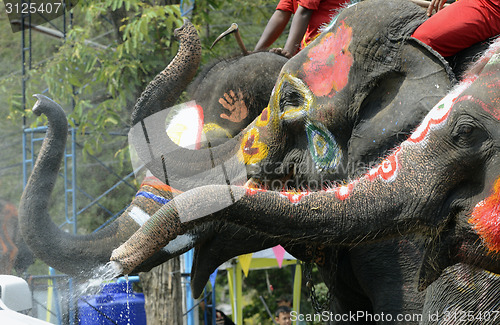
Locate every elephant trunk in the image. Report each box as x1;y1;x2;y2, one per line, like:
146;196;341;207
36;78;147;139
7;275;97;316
19;96;196;276
20;96;96;275
131;20;201;126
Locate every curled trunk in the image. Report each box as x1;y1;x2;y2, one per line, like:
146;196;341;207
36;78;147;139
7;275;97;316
18;21;204;277
19;95;118;276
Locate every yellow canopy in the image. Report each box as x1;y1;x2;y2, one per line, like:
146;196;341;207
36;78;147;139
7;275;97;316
219;248;302;324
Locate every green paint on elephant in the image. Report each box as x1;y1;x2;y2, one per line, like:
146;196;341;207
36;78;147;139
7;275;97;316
305;121;342;171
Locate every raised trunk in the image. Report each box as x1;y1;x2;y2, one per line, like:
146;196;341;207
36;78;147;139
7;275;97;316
18;96;135;275
127;19;283;187
18;21;203;277
131;20;201;125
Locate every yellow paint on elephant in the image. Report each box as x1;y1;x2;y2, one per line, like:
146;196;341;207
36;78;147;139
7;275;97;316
166;124;188;145
202;123;233;138
256;107;271;127
469;177;500;254
313;134;328;157
240;128;269;165
274;74;314;121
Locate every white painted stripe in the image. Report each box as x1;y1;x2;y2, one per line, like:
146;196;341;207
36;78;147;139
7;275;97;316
129;206;151;226
162;234;195;254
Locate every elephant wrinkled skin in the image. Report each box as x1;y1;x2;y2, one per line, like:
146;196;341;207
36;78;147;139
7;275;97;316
20;0;500;324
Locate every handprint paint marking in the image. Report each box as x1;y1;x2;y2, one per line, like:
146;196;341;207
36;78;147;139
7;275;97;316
219;89;249;123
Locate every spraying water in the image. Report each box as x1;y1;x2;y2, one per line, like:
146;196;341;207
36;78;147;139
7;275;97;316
76;262;123;296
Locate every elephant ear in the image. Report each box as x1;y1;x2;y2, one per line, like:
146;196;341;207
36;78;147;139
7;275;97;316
347;38;455;171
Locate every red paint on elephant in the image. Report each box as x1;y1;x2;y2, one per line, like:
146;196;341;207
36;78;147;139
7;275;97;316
260;107;269;123
469;177;500;254
409;102;453;144
141;176;182;195
465;77;500;121
366;148;401;182
303;20;353;98
243;135;259;156
456;94;500;121
484;78;500;120
256;107;270;127
246;187;312;204
279;190;311;204
331;183;355;201
245;187;267;196
408;80;474;145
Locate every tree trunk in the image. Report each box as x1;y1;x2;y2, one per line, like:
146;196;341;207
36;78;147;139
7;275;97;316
141;257;183;325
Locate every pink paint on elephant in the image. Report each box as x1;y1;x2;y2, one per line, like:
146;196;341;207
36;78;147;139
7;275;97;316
303;20;353;98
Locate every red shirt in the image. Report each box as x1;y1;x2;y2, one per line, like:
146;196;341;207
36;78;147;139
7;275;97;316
277;0;346;46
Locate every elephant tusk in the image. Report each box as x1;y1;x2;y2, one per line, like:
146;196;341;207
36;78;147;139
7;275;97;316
211;23;249;56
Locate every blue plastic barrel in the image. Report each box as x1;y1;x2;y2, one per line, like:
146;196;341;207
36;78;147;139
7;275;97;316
78;282;147;324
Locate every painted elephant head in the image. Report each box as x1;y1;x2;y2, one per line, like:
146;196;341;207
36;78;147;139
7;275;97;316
128;0;452;194
111;1;500;289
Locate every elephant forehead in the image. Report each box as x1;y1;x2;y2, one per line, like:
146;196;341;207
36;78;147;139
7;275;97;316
296;20;354;98
461;44;500;120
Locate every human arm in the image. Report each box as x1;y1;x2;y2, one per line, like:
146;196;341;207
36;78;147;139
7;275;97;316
282;5;314;57
254;10;292;51
426;0;447;16
409;0;449;16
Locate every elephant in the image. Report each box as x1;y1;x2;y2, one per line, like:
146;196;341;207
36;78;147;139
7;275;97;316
117;0;499;320
19;0;500;323
115;32;500;318
0;198;34;274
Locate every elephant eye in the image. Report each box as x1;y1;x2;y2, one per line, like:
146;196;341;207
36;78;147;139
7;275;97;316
457;124;473;135
276;74;314;121
452;119;485;148
453;123;475;143
280;82;304;109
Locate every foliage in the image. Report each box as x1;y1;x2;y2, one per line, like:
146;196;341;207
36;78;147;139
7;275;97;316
21;1;181;158
192;0;284;64
1;0;183;234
